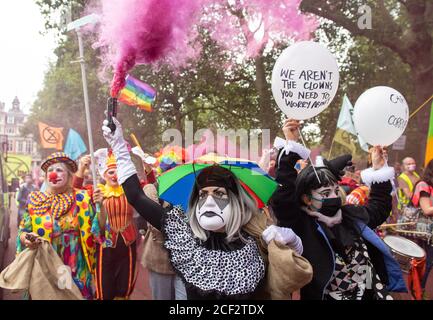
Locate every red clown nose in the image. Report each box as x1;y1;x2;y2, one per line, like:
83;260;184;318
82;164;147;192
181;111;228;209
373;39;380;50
48;172;58;183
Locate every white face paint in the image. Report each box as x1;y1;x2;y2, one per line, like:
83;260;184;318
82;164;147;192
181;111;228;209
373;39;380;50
46;163;69;191
104;168;119;187
195;187;232;232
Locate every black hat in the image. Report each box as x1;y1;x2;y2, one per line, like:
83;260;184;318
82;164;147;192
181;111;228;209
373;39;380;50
195;165;239;194
323;154;352;181
295;154;352;203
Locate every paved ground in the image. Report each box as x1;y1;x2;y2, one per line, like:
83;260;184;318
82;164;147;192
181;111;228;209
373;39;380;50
1;202;433;300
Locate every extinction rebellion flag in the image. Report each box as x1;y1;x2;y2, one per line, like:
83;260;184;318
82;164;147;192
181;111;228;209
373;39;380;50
38;122;64;150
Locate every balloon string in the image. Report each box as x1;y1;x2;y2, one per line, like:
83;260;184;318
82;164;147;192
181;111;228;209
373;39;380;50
298;127;321;184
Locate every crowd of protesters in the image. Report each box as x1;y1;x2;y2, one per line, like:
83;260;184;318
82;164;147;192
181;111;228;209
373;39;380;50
1;118;432;300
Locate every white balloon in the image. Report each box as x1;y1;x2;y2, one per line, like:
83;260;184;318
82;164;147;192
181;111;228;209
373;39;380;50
353;86;409;146
271;41;340;120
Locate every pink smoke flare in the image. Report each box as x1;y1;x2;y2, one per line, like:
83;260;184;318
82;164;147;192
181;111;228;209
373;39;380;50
92;0;317;95
96;0;204;97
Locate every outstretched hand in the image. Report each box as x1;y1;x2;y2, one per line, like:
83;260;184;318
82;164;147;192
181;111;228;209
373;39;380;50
370;146;386;170
78;155;91;172
102;117;124;147
262;225;303;254
21;232;42;250
282;119;301;142
101;116;138;185
93;188;104;205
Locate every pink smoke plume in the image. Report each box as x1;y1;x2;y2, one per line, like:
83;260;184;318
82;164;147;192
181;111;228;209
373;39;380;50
203;0;318;59
92;0;317;96
96;0;204;97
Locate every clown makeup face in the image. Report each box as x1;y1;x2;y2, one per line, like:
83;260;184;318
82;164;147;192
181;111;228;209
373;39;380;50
309;183;342;217
195;186;231;232
46;163;70;192
104;168;118;187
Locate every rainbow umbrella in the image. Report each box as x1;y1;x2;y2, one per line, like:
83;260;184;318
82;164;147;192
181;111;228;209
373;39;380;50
157;154;278;211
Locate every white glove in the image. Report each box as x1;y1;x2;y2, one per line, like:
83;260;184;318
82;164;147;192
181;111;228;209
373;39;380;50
102;117;137;184
262;225;303;255
102;117;125;147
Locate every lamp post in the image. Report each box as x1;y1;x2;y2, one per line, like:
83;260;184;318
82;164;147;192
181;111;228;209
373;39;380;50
67;14;100;189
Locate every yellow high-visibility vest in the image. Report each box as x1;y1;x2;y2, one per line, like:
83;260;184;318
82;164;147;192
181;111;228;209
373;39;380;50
397;172;420;208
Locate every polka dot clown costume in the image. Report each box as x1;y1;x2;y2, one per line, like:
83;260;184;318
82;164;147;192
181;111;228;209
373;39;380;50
17;152;98;300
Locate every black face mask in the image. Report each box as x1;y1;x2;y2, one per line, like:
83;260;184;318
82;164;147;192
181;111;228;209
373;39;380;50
317;197;342;217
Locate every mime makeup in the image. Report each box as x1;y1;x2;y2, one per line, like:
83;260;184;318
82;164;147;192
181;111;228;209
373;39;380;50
196;187;232;232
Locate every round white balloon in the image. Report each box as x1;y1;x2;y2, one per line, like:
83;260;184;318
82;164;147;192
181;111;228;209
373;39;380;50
271;41;340;120
353;86;409;146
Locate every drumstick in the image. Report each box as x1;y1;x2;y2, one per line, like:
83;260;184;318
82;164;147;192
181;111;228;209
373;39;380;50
378;222;417;228
390;229;431;236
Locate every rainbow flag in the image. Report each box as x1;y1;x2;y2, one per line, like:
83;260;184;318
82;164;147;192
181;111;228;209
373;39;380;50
425;101;433;166
118;75;156;112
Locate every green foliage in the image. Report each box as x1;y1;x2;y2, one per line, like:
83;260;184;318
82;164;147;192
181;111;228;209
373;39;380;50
29;0;288;156
301;0;433;164
31;0;432;166
36;0;86;32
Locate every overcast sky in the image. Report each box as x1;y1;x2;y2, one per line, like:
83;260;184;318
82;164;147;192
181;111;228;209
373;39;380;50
0;0;57;113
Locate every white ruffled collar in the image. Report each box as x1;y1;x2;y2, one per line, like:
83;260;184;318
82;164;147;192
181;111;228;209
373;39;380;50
162;206;266;296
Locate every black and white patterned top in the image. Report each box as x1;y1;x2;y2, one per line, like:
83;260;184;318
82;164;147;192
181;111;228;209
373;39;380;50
325;239;393;300
162;206;266;297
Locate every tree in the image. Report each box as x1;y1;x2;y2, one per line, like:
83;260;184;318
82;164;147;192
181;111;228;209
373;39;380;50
301;0;433;161
33;0;428;164
130;32;263;149
197;0;318;137
90;0;317;138
21;35;108;158
36;0;86;31
23;24;269;156
32;0;316;154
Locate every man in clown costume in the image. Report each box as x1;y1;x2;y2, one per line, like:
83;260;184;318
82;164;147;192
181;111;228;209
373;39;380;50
74;149;137;300
17;152;102;300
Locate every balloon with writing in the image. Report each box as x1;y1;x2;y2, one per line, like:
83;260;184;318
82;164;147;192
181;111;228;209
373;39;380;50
271;41;339;120
353;86;409;146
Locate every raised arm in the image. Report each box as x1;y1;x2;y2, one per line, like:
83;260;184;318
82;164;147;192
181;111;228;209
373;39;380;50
122;174;165;229
102;118;164;230
270;120;310;228
411;181;433;216
359;147;394;229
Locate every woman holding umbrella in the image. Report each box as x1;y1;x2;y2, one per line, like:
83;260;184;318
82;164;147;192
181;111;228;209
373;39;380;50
102;118;312;300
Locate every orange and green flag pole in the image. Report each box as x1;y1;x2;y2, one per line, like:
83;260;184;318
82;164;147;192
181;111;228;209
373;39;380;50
424;100;433;166
408;94;433;166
